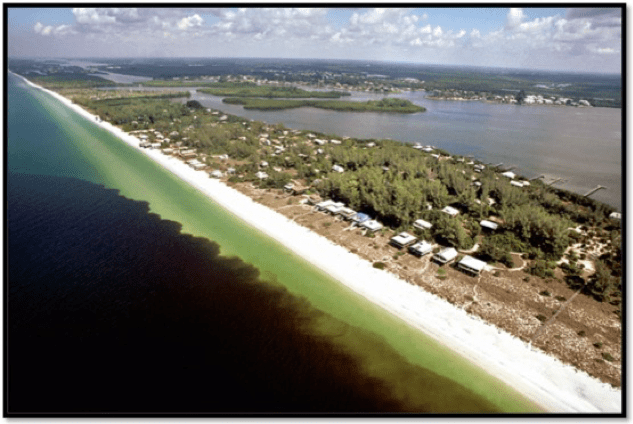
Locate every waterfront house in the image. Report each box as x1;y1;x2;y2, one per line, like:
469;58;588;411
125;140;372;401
441;206;459;217
330;139;342;145
210;170;223;178
316;200;335;211
433;247;458;265
413;219;433;231
361;220;383;232
337;207;357;220
409;241;433;257
609;212;622;221
325;202;345;215
501;171;516;179
390;232;417;249
510;181;524;188
314;139;327;145
255;171;268;180
457;255;487;276
480;220;499;231
352;213;371;224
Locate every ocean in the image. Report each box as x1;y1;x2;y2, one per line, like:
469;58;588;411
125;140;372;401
6;73;538;414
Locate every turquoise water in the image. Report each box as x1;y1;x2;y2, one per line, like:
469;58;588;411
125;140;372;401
7;73;541;413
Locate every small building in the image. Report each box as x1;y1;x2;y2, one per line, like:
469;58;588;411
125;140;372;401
332;165;345;173
409;241;433;257
139;141;151;148
609;212;622;221
314;139;327;145
501;171;516;179
150;143;162;149
480;220;499;231
352;212;371;224
413;219;433;231
457;255;487;276
325;202;345;215
474;164;485;173
337;207;357;220
255;171;268;180
162;148;174;155
284;182;295;192
510;180;524;188
210;170;223;178
441;206;459;217
361;220;383;232
433;247;458;265
260;161;269;168
316;200;335;211
330;139;342;145
390;232;417;249
227;167;236;175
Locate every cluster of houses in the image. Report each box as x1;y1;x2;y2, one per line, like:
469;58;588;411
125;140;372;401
310;196;494;276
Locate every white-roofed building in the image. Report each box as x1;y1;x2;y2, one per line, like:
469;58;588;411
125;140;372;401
433;247;458;264
390;232;417;249
480;220;499;231
413;219;433;231
457;255;487;276
442;206;459;217
408;240;433;257
361;220;383;232
502;171;516;179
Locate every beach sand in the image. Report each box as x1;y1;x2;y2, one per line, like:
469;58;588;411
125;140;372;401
15;74;622;413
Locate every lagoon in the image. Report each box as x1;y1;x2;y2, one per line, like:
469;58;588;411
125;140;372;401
184;88;621;210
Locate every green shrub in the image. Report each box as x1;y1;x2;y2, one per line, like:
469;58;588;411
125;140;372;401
373;262;386;270
577;330;586;337
536;314;547;322
593;342;603;349
601;352;614;362
539;290;551;297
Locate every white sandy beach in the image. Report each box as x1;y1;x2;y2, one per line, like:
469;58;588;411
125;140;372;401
16;73;622;413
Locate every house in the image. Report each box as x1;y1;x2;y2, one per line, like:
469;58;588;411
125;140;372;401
609;212;622;221
413;219;433;231
361;220;383;232
510;181;524;188
474;164;485;173
433;247;458;264
441;206;459;217
255;171;268;180
284;182;295;192
260;161;269;168
330;139;342;145
352;212;371;224
150;143;162;149
390;232;417;249
210;170;223;178
409;241;433;257
457;255;487;276
325;202;345;215
480;220;499;231
227;167;236;174
332;165;345;173
316;200;335;211
314;139;327;145
501;171;516;179
337;207;357;220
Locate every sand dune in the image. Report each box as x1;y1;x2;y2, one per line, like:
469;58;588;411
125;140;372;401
15;73;621;413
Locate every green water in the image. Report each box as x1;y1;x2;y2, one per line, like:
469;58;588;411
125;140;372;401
8;74;541;413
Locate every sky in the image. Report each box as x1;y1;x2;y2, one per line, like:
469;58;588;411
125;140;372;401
7;6;623;73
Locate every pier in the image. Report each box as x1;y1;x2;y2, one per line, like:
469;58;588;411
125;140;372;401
584;185;606;197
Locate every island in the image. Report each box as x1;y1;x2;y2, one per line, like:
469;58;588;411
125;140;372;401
222;97;426;113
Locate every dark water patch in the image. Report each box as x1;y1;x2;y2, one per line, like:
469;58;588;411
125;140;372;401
7;173;499;414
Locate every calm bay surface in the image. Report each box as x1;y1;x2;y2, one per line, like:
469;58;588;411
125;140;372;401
184;88;622;210
7;74;540;413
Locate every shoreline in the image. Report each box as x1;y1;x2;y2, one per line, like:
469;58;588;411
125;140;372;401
13;73;621;413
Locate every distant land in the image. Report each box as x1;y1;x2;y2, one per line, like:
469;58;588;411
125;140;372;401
8;57;622;108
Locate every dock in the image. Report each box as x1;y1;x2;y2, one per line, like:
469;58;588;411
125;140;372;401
584;185;606;197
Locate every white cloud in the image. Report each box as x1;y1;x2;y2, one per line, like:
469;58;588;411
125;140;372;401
34;21;75;36
177;14;203;30
506;8;525;29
